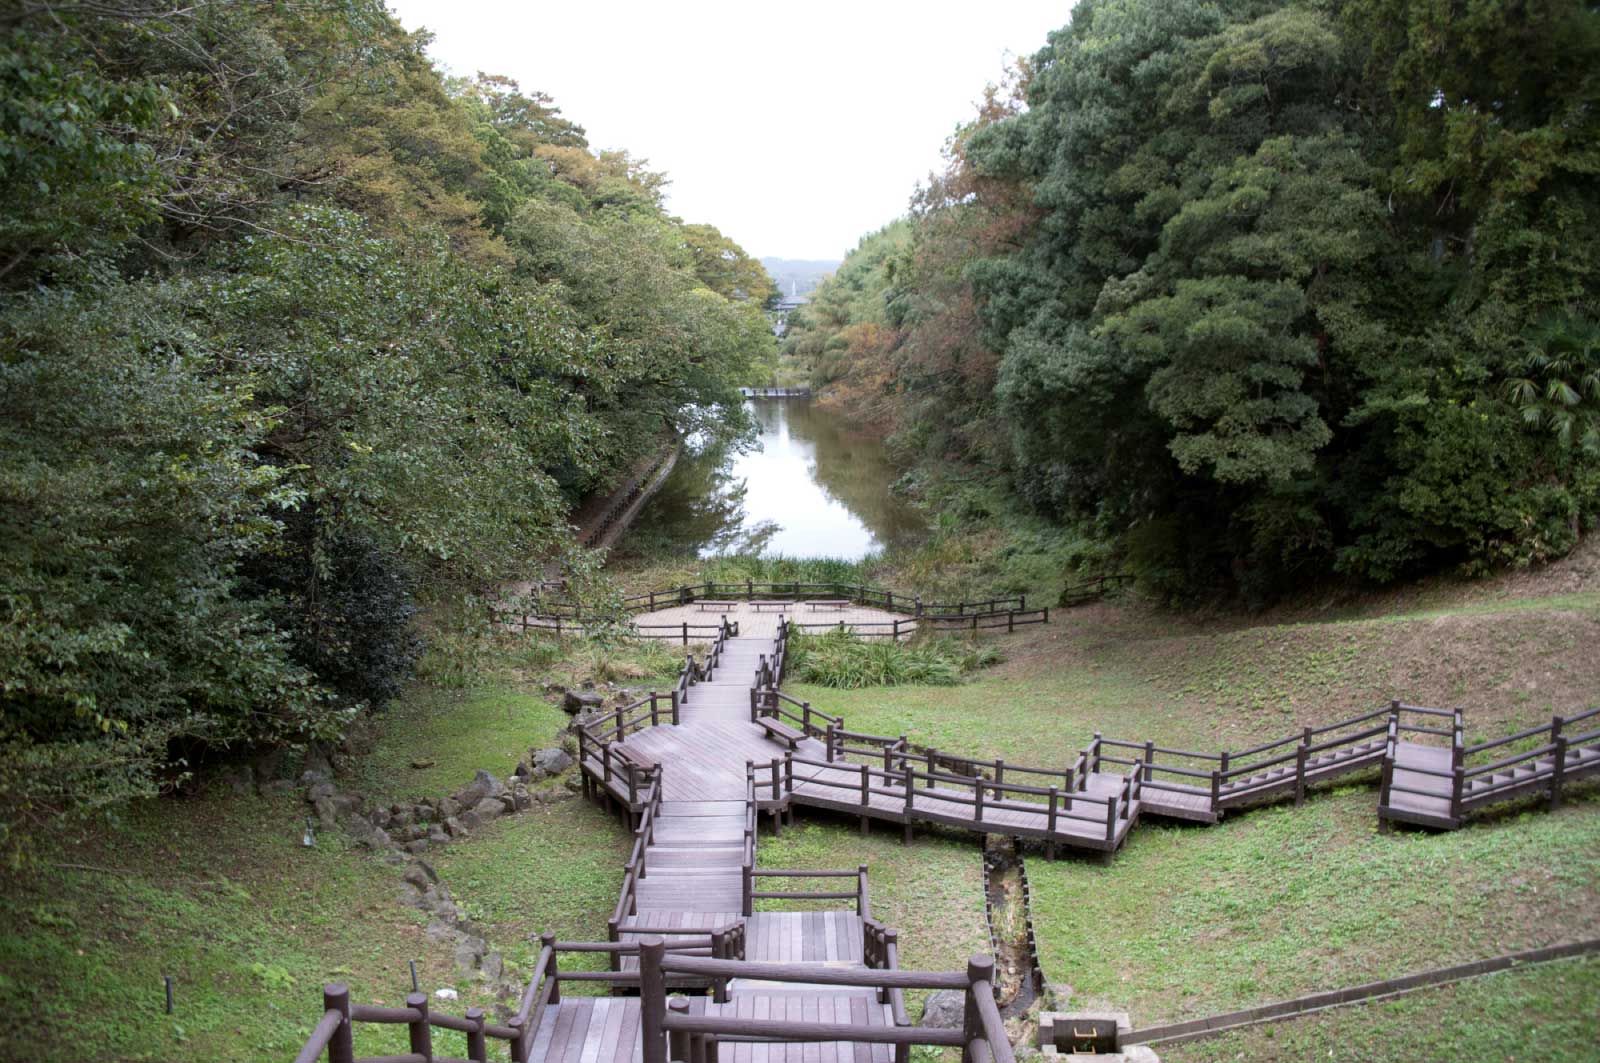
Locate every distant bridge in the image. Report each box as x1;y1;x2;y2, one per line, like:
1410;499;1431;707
738;387;811;398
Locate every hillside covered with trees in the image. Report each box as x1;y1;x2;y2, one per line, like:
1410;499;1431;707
782;0;1600;603
0;1;776;860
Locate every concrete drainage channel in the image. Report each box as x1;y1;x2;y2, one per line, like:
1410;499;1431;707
980;835;1046;1030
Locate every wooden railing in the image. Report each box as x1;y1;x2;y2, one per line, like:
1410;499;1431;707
292;982;523;1063
608;772;666;942
618;580;1031;620
1381;703;1600;825
750;749;1144;847
635;942;1015;1063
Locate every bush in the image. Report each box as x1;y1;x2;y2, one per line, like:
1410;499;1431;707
787;630;1000;689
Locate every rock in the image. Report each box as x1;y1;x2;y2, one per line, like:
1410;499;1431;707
454;769;503;807
428;829;450;846
563;690;604;714
443;816;466;838
509;787;532;811
405;838;430;854
439;797;462;818
481;951;504;981
472;796;505;822
390;807;414;829
412;803;434;824
513;761;531;780
306;780;336;802
411;758;436;769
919;990;965;1030
459;809;482;831
402;863;436;891
532;748;574;775
299;752;333;787
330;793;361;814
313;796;340;829
454;936;488;972
259;779;298;798
563;775;583;794
219;763;255;796
358;826;393;850
435;987;459;1002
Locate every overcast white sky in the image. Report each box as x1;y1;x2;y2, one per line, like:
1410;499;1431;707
386;2;1072;261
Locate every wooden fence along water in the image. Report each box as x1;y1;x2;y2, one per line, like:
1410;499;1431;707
296;588;1598;1063
496;581;1049;643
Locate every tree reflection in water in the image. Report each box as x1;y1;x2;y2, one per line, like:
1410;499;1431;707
620;399;925;561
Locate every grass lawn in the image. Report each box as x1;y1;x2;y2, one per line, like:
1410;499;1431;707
1025;786;1600;1024
1164;954;1600;1062
0;791;453;1062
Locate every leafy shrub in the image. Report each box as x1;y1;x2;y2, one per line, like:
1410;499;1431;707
787;630;1001;689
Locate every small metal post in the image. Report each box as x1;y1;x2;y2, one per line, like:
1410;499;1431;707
409;959;418;992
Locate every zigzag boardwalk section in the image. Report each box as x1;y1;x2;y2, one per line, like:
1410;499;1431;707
291;592;1598;1063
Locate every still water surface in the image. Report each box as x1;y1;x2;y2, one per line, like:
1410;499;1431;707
624;399;925;560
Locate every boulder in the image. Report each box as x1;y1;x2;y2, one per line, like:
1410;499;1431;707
532;748;574;776
439;796;462;818
443;816;467;838
454;936;488;972
219;763;255;797
454;769;503;806
306;780;336;802
472;797;505;822
481;951;504;981
427;829;450;846
313;796;340;829
403;863;437;891
357;825;393;850
404;838;430;854
563;690;604;714
919;990;965;1030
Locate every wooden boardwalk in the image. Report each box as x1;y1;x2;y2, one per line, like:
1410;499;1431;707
295;597;1596;1063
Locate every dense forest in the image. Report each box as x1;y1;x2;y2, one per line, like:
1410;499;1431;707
0;1;776;858
785;0;1600;601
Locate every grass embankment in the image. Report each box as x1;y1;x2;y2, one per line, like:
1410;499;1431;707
0;638;677;1063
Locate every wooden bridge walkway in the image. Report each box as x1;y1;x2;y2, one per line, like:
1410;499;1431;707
293;600;1597;1063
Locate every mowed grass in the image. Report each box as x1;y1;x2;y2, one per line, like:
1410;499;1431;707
0;791;455;1062
1165;955;1600;1063
1026;786;1600;1024
349;684;570;802
428;796;629;991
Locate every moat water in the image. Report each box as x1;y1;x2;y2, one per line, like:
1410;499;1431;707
623;398;925;560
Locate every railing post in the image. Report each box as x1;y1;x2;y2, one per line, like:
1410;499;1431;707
671;689;680;724
406;992;433;1062
826;721;836;762
994;758;1005;788
465;1006;488;1063
962;955;993;1063
650;692;659;727
1091;733;1102;774
1549;734;1568;811
639;937;668;1063
1143;741;1154;782
669;996;692;1062
749;686;758;723
711;929;729;1003
785;751;794;795
324;983;355;1063
974;776;985;823
1294;744;1308;807
543;931;561;1000
860;763;871;835
628;762;639;809
1046;786;1058;838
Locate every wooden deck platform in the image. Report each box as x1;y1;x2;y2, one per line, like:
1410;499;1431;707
528;994;900;1063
